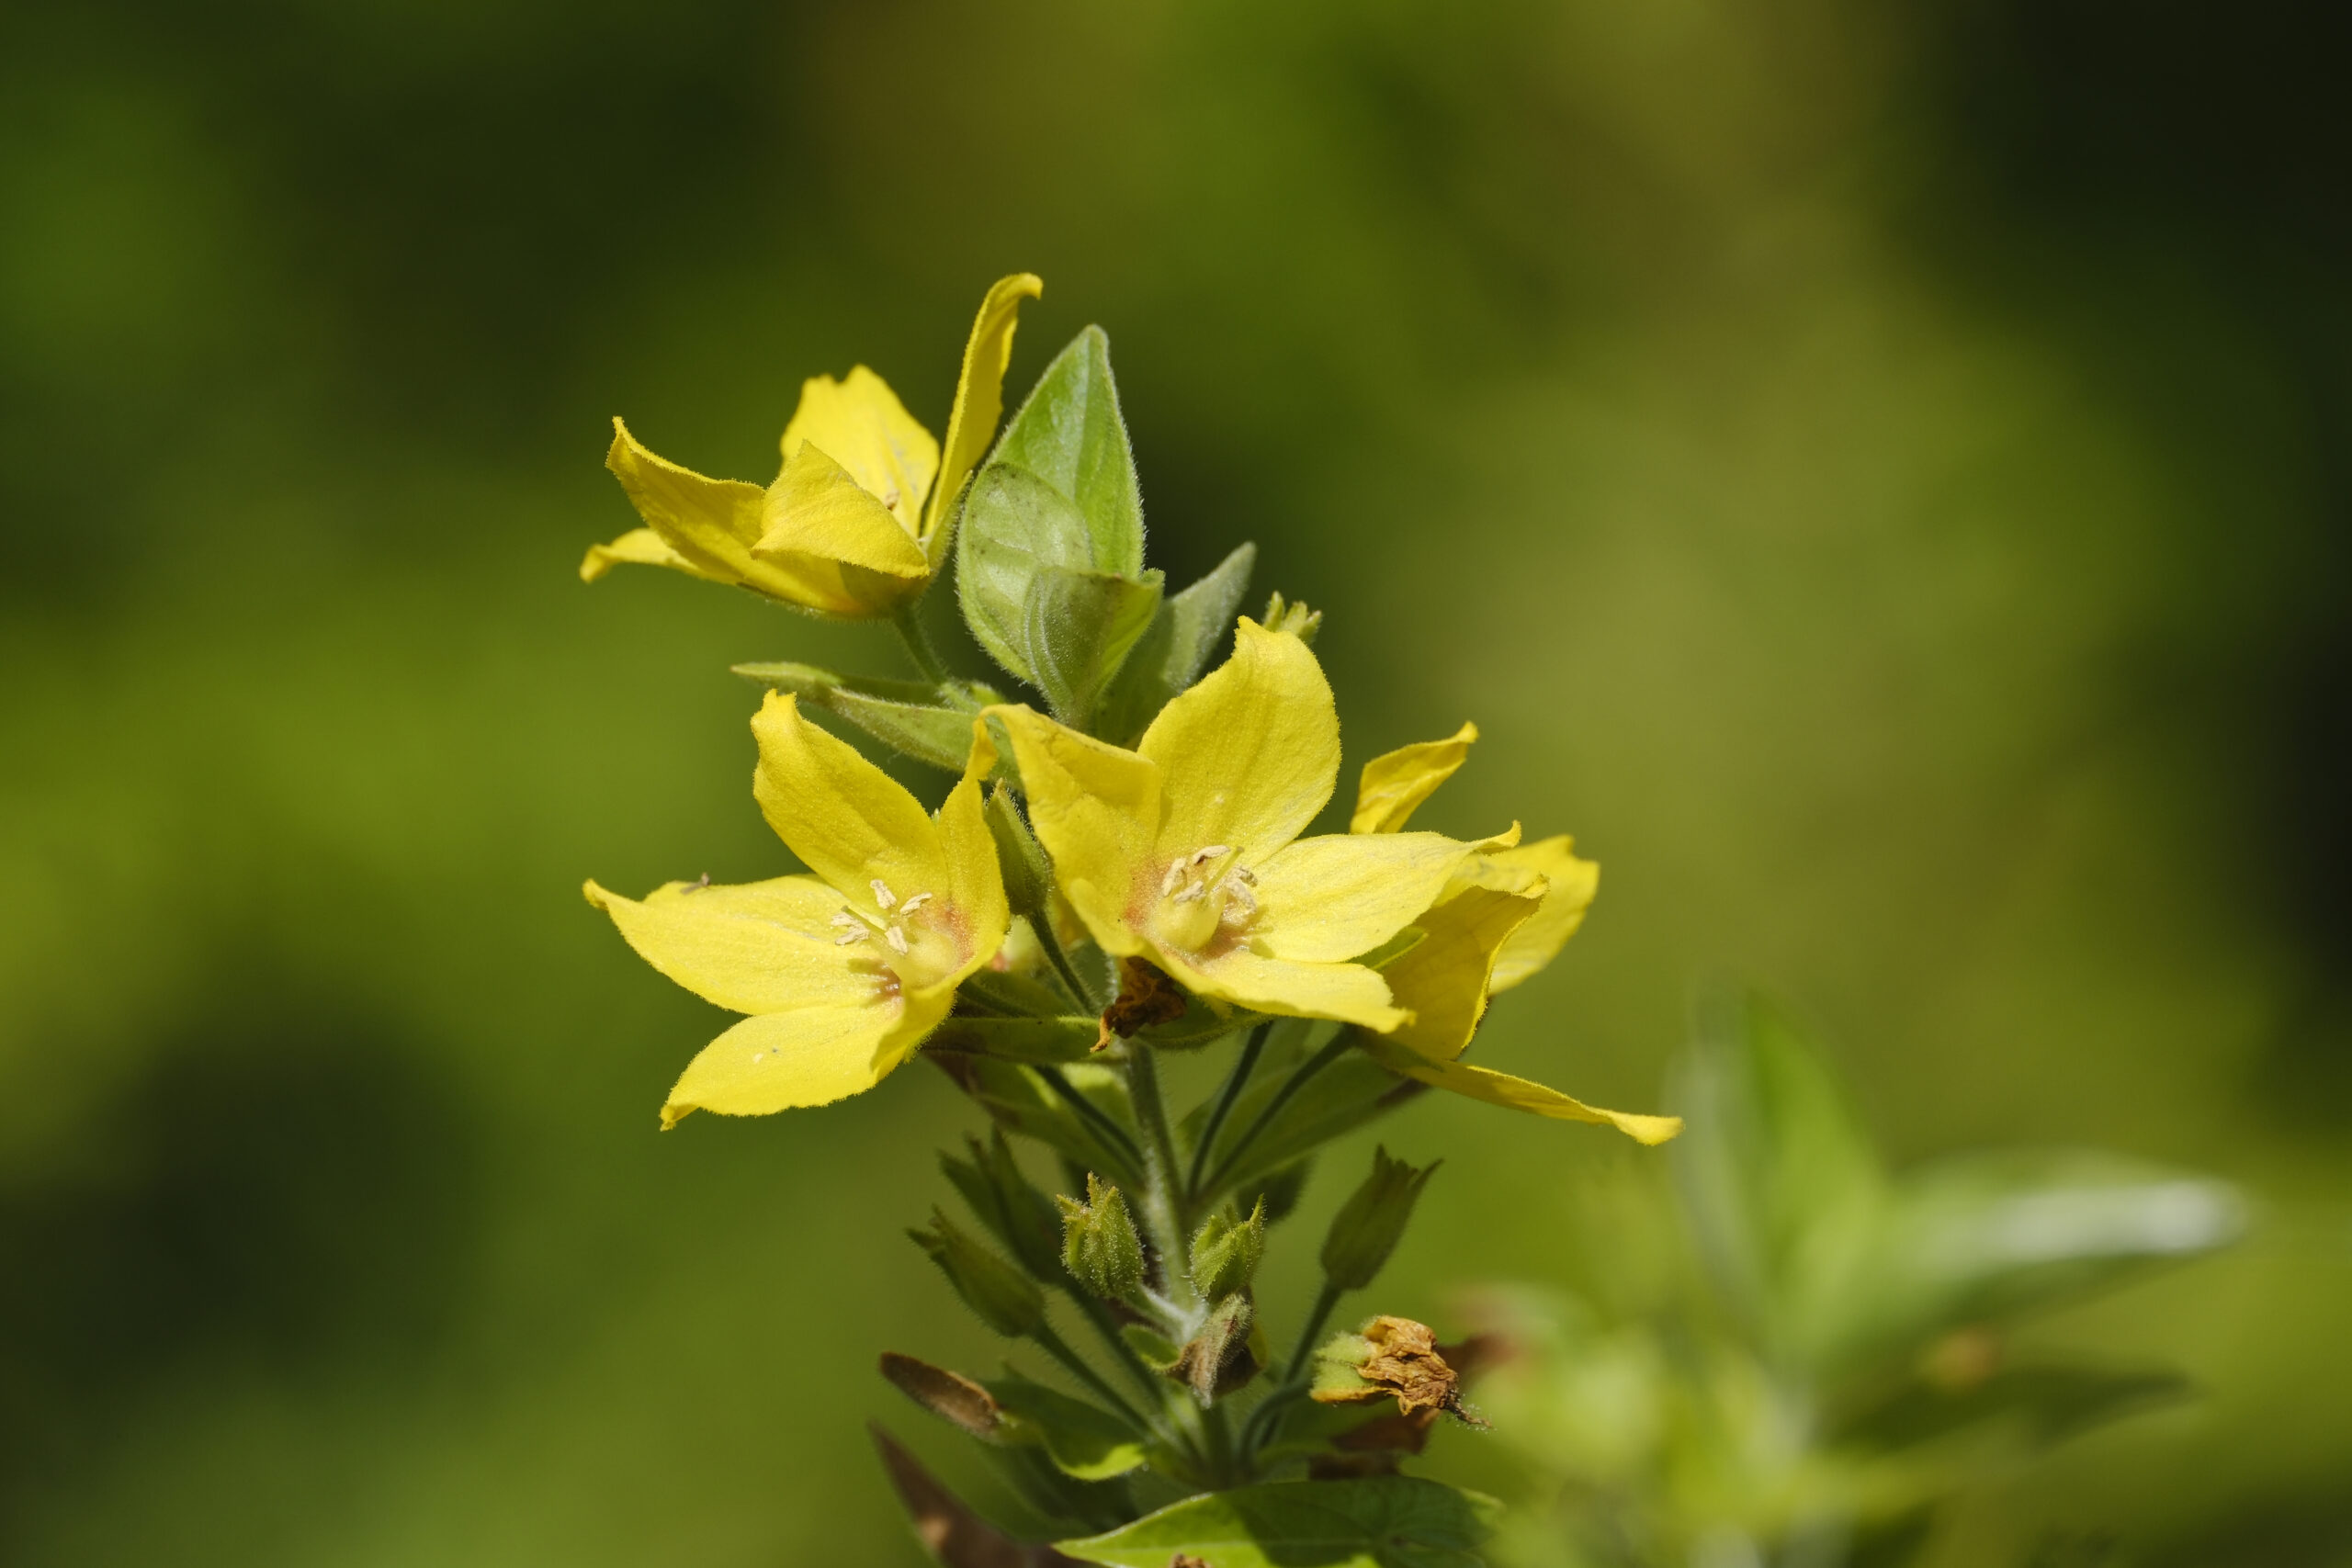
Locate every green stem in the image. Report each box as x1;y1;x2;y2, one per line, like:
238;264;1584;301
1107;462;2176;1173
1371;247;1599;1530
1184;1023;1269;1203
1067;1290;1167;1399
1124;1046;1190;1284
889;604;949;685
1282;1279;1345;1384
1197;1034;1351;1201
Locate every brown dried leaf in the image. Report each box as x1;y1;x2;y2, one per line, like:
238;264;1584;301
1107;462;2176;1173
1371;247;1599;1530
881;1352;1004;1440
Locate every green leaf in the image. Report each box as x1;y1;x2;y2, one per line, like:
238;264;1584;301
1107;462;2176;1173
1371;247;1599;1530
1056;1477;1498;1568
989;326;1145;574
1204;1047;1419;1203
957;327;1150;702
1093;542;1257;745
1023;564;1165;728
929;1055;1145;1191
930;1016;1103;1065
732;660;995;774
985;1370;1149;1481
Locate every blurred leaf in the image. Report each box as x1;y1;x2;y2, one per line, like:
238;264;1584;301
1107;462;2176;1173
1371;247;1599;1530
1093;542;1257;745
941;1129;1069;1279
1857;1151;2247;1352
957;328;1148;693
1021;564;1164;728
871;1423;1087;1568
1835;1359;2191;1455
1056;1477;1498;1568
1673;990;1887;1364
986;1370;1150;1481
733;660;994;773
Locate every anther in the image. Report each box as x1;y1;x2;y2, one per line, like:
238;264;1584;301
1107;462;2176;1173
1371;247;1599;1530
836;930;868;946
1192;845;1231;865
899;892;933;914
1160;863;1186;896
885;926;910;954
871;879;897;910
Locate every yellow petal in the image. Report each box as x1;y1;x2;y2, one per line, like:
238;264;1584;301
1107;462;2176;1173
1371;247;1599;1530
1351;722;1477;834
931;718;1013;999
1486;836;1600;993
1165;945;1406;1032
752;692;954;919
1250;830;1491;964
1357;1033;1679;1145
987;705;1159;957
579;526;727;584
1377;878;1544;1062
661;987;954;1127
760;440;932;580
585;875;874;1014
606;418;876;615
1139;618;1338;864
776;366;939;539
925;274;1044;562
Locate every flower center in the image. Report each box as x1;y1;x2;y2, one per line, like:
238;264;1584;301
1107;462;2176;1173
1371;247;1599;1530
1152;844;1258;954
830;877;958;991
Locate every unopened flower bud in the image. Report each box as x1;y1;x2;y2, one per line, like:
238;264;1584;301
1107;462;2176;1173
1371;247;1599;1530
940;1129;1063;1279
1188;1198;1265;1302
982;780;1051;919
1057;1174;1144;1300
1262;592;1322;645
1319;1145;1438;1291
909;1209;1046;1337
1173;1292;1261;1404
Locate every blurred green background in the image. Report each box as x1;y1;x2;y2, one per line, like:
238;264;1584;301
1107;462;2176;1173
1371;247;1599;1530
3;0;2347;1562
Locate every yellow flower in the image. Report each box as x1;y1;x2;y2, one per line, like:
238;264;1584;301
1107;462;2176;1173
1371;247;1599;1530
584;694;1008;1126
581;274;1042;618
1348;726;1680;1145
989;620;1501;1031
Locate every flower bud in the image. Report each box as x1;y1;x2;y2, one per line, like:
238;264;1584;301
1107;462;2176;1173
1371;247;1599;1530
909;1209;1046;1337
1057;1174;1144;1300
1262;592;1322;645
1188;1198;1265;1302
982;780;1051;919
1173;1292;1261;1404
1319;1145;1439;1291
940;1129;1063;1279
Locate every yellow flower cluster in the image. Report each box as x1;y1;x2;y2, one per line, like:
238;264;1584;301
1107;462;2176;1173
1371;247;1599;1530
580;276;1675;1145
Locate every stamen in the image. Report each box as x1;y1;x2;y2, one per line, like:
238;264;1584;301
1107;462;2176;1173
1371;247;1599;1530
899;892;933;913
1192;845;1231;865
1175;882;1208;904
871;879;898;910
880;488;900;511
836;930;868;945
1160;862;1186;896
1232;866;1256;886
885;926;910;954
830;910;864;930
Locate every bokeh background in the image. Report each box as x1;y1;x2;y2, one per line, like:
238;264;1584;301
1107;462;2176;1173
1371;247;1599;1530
4;0;2348;1562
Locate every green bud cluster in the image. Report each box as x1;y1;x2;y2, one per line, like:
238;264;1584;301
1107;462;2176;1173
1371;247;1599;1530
1057;1174;1145;1300
1188;1199;1265;1302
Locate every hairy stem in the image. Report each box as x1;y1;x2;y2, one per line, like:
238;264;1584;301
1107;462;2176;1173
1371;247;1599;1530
1035;1065;1147;1178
